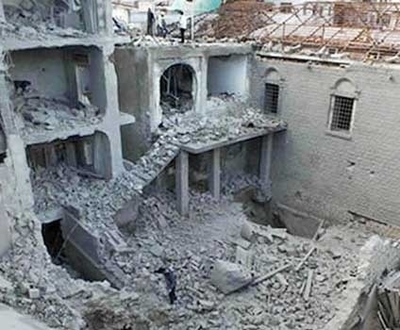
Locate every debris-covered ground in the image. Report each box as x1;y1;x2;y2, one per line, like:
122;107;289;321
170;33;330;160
0;166;393;330
12;89;102;140
32;95;286;222
0;92;390;329
101;189;367;330
1;2;87;43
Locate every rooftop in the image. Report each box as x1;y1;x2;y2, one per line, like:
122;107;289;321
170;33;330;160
197;1;400;63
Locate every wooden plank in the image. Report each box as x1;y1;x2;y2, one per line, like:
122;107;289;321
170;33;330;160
295;246;316;272
303;269;313;301
252;264;292;286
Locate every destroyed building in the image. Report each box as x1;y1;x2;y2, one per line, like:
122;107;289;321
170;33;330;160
2;0;400;329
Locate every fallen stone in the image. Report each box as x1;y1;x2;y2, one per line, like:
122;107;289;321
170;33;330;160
210;260;253;294
0;276;13;292
198;299;215;311
28;288;40;299
235;246;253;268
240;222;254;241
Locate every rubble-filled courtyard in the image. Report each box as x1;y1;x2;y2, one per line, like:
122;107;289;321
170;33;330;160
2;0;400;329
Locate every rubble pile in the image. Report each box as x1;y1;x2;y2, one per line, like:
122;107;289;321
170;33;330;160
32;165;143;232
14;93;371;329
130;95;286;183
104;190;366;330
13;93;102;136
2;2;86;41
161;96;286;144
0;212;94;329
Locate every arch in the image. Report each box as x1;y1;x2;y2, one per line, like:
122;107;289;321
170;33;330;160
264;67;281;82
332;78;358;97
159;63;197;115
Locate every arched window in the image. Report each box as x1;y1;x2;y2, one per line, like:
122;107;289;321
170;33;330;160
328;78;358;134
264;68;282;114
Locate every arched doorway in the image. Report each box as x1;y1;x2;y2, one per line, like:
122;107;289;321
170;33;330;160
160;63;196;115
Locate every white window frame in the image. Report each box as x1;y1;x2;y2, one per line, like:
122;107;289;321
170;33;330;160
326;93;357;140
264;77;285;115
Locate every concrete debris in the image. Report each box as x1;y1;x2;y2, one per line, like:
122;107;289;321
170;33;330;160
2;2;87;43
240;222;254;242
211;260;253;294
13;93;101;137
127;95;285;185
0;179;377;330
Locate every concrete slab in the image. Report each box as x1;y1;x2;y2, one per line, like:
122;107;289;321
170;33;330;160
0;304;51;330
179;127;284;154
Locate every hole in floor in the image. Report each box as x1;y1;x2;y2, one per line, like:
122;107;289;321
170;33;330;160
234;186;321;238
41;219;85;279
42;219;66;263
234;186;286;227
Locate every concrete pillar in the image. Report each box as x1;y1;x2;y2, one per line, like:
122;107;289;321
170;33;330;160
100;44;124;177
0;192;10;257
102;0;114;36
259;133;274;196
44;146;57;167
93;131;112;179
209;148;221;200
176;151;189;215
65;142;77;167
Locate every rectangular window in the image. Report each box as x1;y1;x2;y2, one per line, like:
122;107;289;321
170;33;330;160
330;95;354;131
264;83;280;113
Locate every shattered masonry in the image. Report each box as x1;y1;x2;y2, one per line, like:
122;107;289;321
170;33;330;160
1;0;400;330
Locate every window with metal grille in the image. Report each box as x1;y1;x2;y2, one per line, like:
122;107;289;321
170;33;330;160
264;83;279;113
330;95;354;131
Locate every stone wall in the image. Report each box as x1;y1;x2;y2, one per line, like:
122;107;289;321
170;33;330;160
251;57;400;225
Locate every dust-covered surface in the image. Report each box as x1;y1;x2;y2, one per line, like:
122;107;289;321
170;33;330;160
0;162;393;330
11;88;102;144
1;1;87;46
19;93;379;329
96;189;369;330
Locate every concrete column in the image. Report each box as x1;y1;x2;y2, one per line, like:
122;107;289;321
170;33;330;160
176;151;189;215
44;146;57;167
65;142;77;167
100;44;124;177
209;148;221;200
0;193;10;257
102;0;114;36
197;55;208;115
259;133;274;196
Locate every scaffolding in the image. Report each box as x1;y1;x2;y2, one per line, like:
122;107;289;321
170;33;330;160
209;1;400;61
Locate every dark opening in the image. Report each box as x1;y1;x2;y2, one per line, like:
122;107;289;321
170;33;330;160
26;135;104;178
264;83;279;114
41;220;66;264
330;95;354;131
41;220;83;279
160;64;194;115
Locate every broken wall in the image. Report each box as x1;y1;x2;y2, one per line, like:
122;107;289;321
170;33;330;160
114;47;151;162
9;47;107;112
207;55;249;97
251;58;400;225
10;49;69;99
